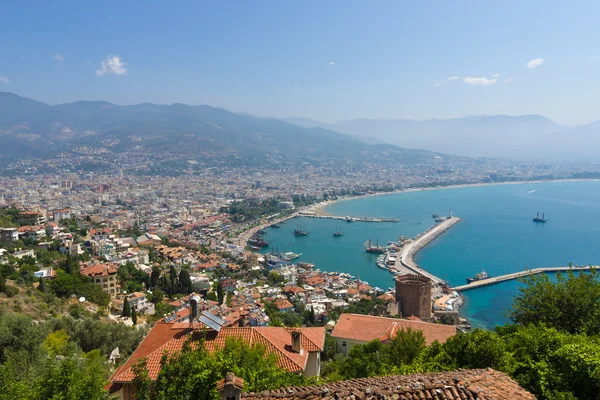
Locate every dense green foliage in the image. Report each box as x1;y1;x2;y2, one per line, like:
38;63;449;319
133;336;307;400
225;199;283;222
0;307;144;399
509;268;600;335
0;207;19;228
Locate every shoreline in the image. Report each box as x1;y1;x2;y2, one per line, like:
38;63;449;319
311;178;600;216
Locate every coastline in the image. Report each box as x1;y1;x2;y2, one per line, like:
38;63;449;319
311;178;600;216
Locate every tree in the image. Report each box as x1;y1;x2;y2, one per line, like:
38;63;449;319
205;292;217;301
38;276;46;293
132;307;137;325
0;273;5;293
150;266;161;289
215;282;224;305
151;289;165;304
122;298;131;318
509;268;600;335
226;291;233;307
383;328;426;367
178;269;193;295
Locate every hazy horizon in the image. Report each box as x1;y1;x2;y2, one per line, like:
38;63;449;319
3;1;600;126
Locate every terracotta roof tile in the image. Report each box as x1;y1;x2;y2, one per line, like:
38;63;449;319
109;325;325;386
242;369;535;400
331;314;456;345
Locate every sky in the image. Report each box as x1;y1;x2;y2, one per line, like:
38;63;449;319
1;1;600;126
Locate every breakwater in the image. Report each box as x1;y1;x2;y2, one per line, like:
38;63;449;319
397;217;462;284
299;213;399;223
452;265;596;291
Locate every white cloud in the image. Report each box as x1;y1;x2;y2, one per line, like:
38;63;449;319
0;76;9;84
328;61;335;66
504;77;516;83
590;56;600;60
96;55;127;76
434;76;460;86
526;58;544;69
292;84;298;91
492;73;500;78
53;54;64;62
463;76;498;86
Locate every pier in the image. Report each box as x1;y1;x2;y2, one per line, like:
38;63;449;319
452;265;597;291
299;214;399;223
394;217;462;285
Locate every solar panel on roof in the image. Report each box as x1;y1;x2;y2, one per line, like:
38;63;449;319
199;315;222;332
201;310;225;325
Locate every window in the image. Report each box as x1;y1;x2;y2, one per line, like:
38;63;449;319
342;341;346;347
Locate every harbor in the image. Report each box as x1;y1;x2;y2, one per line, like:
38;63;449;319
299;213;400;223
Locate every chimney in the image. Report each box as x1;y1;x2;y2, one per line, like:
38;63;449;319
291;331;302;354
217;372;244;400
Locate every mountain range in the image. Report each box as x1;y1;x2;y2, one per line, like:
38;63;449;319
284;115;599;161
0;92;446;167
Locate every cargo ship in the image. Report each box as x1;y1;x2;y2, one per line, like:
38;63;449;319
466;270;490;283
533;212;548;223
364;238;386;254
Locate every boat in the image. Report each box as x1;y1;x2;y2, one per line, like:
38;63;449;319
333;228;344;237
364;238;386;254
248;236;269;247
466;270;491;284
271;223;280;228
257;229;267;234
345;216;354;222
282;252;301;261
533;212;548;223
432;214;440;218
293;225;309;236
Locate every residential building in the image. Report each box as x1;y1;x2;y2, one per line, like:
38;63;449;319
0;228;19;242
274;299;294;312
16;210;46;226
221;278;237;293
18;226;47;241
80;263;119;298
330;313;456;355
12;248;36;259
107;323;325;399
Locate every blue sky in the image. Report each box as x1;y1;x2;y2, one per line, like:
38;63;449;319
1;1;599;126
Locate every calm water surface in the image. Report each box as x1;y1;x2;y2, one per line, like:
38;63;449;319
261;181;600;328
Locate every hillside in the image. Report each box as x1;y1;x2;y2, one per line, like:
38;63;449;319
0;93;449;167
285;115;576;161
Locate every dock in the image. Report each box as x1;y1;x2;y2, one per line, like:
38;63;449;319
299;214;399;223
452;265;596;291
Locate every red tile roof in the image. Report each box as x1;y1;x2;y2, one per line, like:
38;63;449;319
242;368;535;399
108;324;325;386
80;263;118;277
331;314;456;345
274;299;294;310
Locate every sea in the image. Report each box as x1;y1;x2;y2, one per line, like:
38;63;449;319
260;181;600;329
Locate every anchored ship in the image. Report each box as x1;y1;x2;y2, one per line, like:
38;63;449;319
293;225;309;236
533;212;548;223
364;238;386;254
466;270;490;284
333;228;344;237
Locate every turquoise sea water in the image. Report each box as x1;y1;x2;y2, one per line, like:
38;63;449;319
260;181;600;329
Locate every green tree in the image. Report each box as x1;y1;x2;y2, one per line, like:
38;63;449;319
132;307;137;325
0;273;5;293
509;268;600;335
215;282;224;305
122;298;131;318
150;266;161;289
151;289;165;304
178;269;193;295
382;328;426;367
38;276;46;293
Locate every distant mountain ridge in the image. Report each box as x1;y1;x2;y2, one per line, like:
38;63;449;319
283;115;578;160
0;92;448;166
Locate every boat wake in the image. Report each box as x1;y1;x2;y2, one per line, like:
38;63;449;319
527;190;536;193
